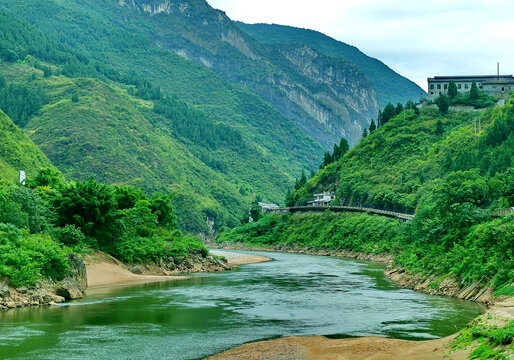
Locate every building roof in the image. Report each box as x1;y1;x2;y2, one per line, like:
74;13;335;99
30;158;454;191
428;75;514;81
258;202;280;209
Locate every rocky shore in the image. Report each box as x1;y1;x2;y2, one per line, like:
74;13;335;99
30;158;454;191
211;242;499;306
0;254;87;310
1;249;232;310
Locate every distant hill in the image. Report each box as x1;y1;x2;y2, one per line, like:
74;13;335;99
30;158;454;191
236;22;426;108
0;109;54;182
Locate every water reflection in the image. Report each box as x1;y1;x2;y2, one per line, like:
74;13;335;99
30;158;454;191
0;250;482;360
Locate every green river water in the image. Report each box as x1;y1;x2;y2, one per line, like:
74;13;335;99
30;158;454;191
0;250;482;359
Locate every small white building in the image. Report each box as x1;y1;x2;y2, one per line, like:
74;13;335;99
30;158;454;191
427;75;514;101
307;191;335;207
258;202;280;213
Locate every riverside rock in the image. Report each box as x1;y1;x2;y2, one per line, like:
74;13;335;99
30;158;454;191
55;278;84;300
0;284;10;298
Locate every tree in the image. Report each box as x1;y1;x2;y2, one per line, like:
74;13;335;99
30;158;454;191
54;179;119;245
27;168;65;189
338;138;349;155
382;103;396;125
435;120;444;135
470;81;479;101
436;93;450;113
448;80;458;100
395;103;404;115
71;93;79;103
377;110;383;127
299;170;307;188
362;128;368;138
369;119;376;134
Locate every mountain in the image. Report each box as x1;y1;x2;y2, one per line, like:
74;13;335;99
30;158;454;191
0;0;383;147
0;109;54;182
101;0;379;146
0;1;427;232
236;22;426;108
219;99;514;300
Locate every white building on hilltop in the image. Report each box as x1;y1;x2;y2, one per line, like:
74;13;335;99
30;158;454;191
427;75;514;101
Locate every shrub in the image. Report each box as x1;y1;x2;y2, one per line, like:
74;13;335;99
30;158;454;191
0;223;70;287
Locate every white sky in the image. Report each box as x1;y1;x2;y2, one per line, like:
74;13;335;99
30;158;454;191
206;0;514;91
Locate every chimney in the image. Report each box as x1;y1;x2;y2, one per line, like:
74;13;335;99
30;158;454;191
497;62;500;76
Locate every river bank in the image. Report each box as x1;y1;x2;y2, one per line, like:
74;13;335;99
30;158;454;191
207;301;513;360
0;249;271;310
207;299;513;360
207;245;513;360
210;242;502;306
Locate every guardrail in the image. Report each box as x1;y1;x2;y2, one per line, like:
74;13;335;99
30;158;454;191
492;208;514;217
269;206;415;221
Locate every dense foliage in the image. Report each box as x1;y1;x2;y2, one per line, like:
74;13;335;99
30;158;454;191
218;100;514;292
0;169;207;287
0;2;323;201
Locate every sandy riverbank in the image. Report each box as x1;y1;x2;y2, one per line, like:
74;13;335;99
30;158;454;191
206;334;468;360
208;298;513;360
85;249;271;289
209;249;271;266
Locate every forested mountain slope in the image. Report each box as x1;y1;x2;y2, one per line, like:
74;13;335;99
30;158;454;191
0;11;254;232
0;0;382;147
236;22;426;108
219;99;514;299
0;0;323;185
0;109;54;182
290;103;513;213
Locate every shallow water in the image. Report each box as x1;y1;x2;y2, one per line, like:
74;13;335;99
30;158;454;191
0;250;482;359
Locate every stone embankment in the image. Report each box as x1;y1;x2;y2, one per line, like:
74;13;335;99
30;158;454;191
212;242;499;305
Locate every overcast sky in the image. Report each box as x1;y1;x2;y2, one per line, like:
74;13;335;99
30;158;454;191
207;0;514;91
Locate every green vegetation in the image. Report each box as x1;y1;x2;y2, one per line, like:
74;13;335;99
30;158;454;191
0;6;328;231
0;1;323;185
0;109;54;182
218;101;514;292
0;169;207;287
451;317;513;360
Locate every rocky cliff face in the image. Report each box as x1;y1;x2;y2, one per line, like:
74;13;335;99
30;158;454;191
117;0;379;147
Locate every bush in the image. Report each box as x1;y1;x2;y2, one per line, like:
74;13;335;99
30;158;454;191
0;223;70;287
51;224;86;249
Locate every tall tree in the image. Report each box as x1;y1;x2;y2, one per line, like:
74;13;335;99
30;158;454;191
470;81;479;101
369;119;376;133
448;80;458;100
362;128;368;138
436;93;450;114
395;103;404;115
382;103;396;125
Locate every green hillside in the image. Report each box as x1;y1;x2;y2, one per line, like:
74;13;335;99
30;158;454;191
0;8;326;232
236;22;426;107
55;0;378;146
218;99;514;294
0;109;54;182
0;0;324;165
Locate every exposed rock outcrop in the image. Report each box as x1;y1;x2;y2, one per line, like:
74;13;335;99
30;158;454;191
127;249;230;276
118;0;380;147
0;253;88;310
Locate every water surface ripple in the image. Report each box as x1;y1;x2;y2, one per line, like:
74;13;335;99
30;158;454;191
0;250;482;359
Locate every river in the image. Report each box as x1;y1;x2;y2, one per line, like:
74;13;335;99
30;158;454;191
0;250;482;359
